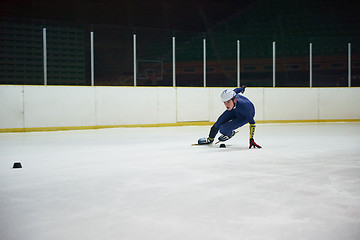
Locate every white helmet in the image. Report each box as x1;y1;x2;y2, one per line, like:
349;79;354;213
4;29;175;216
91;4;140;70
221;89;236;102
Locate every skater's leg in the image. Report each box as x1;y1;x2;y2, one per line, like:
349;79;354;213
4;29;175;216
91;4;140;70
219;118;248;137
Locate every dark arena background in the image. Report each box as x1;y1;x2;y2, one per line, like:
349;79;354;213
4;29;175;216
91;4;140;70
1;0;359;87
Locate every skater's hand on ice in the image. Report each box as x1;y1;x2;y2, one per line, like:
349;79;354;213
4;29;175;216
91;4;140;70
249;138;262;149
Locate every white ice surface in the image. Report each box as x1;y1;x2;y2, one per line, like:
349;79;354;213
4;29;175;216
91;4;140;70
1;123;360;240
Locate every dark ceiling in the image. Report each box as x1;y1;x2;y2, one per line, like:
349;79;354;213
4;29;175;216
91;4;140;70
0;0;253;31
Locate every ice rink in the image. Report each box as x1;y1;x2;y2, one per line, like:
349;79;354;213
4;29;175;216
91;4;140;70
1;122;360;240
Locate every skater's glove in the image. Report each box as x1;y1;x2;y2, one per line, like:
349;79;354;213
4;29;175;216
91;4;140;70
198;137;214;145
241;85;246;94
249;138;262;149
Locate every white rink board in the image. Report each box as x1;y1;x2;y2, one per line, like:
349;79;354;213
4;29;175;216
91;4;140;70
23;86;96;128
95;87;159;125
176;88;210;122
157;87;177;124
263;88;319;121
209;88;225;122
0;86;359;130
319;88;360;120
0;85;24;128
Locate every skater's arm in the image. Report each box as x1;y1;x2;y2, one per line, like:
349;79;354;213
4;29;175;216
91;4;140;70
233;85;246;94
209;125;218;139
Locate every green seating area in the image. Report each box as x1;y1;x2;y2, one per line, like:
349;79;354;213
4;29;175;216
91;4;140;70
174;0;359;61
0;21;86;85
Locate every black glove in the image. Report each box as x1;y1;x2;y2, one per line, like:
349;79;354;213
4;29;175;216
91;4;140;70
241;85;247;94
249;138;262;149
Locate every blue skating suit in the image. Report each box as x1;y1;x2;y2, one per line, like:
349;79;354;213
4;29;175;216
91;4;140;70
210;87;255;138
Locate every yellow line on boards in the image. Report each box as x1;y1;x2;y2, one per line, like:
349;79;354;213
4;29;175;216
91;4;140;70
0;122;213;133
256;119;360;124
1;119;359;133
